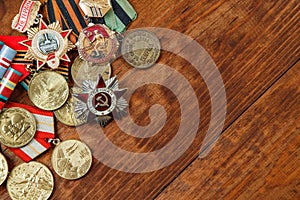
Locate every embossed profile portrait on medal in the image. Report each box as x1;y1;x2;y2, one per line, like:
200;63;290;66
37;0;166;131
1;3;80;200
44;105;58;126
0;108;36;148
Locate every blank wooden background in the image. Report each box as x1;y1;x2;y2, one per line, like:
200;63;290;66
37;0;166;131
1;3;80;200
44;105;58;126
0;0;299;199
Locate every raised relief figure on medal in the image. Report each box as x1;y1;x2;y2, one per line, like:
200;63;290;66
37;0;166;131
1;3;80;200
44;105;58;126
19;19;74;70
7;162;54;200
54;88;88;126
77;23;119;64
15;13;73;111
51;140;92;180
78;0;118;64
28;71;69;111
71;56;111;87
0;108;36;148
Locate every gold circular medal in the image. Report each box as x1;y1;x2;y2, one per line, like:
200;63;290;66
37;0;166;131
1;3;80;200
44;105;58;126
28;71;69;111
121;30;161;69
0;153;8;185
77;24;119;64
7;161;54;200
54;92;87;126
51;140;92;180
71;56;111;87
0;108;36;148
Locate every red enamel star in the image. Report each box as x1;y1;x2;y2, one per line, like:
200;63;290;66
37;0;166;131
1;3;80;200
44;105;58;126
74;75;128;127
19;19;74;70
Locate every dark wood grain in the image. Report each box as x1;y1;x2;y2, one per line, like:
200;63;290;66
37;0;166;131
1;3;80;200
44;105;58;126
157;62;300;200
0;0;299;199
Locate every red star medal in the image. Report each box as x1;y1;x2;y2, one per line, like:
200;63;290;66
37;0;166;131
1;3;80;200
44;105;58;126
74;75;128;127
19;19;74;70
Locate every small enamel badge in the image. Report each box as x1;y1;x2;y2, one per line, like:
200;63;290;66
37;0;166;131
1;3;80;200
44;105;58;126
79;0;112;18
19;19;74;70
77;24;119;64
12;0;41;33
74;75;128;127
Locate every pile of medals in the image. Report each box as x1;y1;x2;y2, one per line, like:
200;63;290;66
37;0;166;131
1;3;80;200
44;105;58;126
0;0;161;199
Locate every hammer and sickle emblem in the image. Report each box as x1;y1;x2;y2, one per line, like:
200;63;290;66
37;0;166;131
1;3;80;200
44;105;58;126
95;93;109;108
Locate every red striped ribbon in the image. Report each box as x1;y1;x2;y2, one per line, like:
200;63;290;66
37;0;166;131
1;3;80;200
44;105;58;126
0;36;31;81
5;102;55;162
0;67;23;111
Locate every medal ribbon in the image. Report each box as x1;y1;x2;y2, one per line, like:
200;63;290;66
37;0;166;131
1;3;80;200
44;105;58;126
46;0;137;43
0;36;31;81
20;60;69;91
0;68;23;111
5;102;55;162
0;36;70;91
0;44;17;79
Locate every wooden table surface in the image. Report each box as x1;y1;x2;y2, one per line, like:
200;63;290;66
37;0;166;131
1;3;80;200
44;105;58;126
0;0;299;199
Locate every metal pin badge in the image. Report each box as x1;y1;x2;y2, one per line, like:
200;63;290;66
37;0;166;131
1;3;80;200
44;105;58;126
19;19;74;70
74;75;128;127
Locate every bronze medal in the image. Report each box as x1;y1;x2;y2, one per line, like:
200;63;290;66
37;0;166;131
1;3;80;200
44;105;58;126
0;108;36;148
54;90;87;127
0;153;8;186
28;71;69;111
7;161;54;200
51;139;92;180
71;56;111;87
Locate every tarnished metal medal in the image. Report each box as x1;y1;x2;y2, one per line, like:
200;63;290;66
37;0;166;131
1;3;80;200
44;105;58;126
51;139;92;180
0;153;8;186
12;0;42;33
28;71;69;111
77;24;119;64
121;30;161;69
7;161;54;200
0;108;36;148
71;56;111;87
79;0;112;18
19;19;74;70
54;91;87;127
74;75;128;127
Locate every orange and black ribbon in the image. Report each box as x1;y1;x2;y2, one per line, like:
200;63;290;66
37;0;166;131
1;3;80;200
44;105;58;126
46;0;137;43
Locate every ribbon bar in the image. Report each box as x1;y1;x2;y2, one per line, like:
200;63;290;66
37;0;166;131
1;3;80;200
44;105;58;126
0;67;23;111
0;43;17;79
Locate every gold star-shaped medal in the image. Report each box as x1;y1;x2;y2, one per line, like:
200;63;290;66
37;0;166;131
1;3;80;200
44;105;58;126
19;19;74;70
